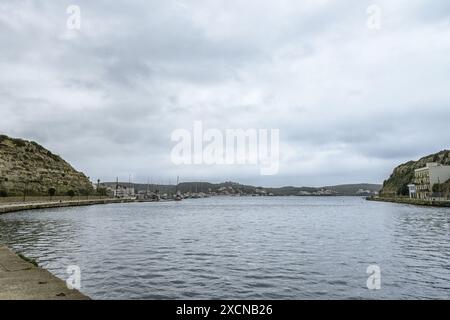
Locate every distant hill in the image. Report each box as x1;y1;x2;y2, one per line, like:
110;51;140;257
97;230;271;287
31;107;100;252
380;150;450;197
102;181;381;196
324;183;382;196
0;135;93;196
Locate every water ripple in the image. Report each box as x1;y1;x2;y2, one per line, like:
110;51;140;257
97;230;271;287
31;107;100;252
0;197;449;299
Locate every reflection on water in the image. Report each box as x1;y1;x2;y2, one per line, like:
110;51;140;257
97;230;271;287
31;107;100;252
0;197;449;299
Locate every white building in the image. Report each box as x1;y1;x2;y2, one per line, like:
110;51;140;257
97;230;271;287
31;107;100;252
414;163;450;199
113;185;135;198
407;184;417;198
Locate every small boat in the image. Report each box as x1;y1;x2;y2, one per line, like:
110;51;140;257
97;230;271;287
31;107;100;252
174;176;183;201
174;193;183;201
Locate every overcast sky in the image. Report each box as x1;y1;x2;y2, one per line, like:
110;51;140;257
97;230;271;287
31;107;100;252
1;0;450;187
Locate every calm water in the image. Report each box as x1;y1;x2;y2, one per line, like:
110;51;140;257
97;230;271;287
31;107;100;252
0;197;448;299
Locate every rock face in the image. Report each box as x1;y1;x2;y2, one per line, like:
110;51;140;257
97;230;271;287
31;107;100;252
380;150;450;197
0;135;93;197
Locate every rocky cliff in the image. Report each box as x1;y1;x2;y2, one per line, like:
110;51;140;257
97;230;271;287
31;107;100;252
380;150;450;197
0;135;93;196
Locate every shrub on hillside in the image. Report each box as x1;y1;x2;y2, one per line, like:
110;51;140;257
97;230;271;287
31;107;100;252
12;139;26;148
48;187;56;199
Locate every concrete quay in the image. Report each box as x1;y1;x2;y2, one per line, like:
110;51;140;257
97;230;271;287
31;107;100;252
0;246;89;300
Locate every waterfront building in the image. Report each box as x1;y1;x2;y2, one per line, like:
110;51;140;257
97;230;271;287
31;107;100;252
407;184;417;198
414;163;450;199
113;185;135;198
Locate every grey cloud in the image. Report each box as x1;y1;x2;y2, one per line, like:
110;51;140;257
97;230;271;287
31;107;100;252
1;0;449;186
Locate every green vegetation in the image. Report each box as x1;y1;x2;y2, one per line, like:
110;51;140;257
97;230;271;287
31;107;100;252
97;187;108;196
380;150;450;197
432;179;450;194
79;188;90;196
17;253;38;267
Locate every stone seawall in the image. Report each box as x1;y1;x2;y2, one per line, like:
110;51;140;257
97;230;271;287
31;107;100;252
367;196;450;207
0;198;135;215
